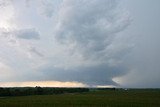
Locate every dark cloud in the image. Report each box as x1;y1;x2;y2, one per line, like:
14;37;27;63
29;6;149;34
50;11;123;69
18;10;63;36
39;64;128;86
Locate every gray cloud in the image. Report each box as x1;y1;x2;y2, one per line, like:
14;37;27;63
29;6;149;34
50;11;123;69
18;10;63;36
37;0;132;86
39;0;55;17
0;0;134;87
15;28;40;40
29;47;44;57
25;0;59;18
39;64;128;86
55;0;131;60
0;28;40;40
0;0;160;88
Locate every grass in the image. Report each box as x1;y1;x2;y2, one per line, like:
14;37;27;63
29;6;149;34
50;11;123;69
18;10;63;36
0;89;160;107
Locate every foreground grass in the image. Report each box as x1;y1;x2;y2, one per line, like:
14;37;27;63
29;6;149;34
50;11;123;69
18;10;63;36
0;89;160;107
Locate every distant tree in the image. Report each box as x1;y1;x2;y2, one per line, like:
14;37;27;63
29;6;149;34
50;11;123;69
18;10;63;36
35;86;43;95
0;88;11;96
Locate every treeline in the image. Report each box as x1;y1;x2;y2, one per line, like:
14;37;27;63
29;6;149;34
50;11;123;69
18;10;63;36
0;87;89;96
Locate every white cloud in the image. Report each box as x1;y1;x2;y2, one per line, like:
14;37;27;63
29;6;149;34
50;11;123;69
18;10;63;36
0;0;15;28
0;81;86;87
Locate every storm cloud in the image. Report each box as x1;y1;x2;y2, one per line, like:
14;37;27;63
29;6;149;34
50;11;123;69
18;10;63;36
0;0;159;88
38;0;132;86
0;0;132;86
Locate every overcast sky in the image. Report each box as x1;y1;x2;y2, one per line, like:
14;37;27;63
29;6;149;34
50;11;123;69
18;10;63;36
0;0;160;88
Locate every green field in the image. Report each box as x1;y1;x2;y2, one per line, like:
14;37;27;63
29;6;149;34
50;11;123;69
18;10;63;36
0;89;160;107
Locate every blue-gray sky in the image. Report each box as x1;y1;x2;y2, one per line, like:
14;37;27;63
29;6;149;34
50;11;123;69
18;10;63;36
0;0;160;88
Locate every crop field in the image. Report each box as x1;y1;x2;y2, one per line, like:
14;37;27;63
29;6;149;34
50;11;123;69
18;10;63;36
0;89;160;107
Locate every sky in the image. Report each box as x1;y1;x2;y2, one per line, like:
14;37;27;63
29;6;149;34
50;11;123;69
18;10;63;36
0;0;160;88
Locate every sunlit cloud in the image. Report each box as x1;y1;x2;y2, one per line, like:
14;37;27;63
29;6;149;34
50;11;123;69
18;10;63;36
0;81;86;87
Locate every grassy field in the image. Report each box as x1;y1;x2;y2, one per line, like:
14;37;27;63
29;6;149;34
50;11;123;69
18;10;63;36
0;89;160;107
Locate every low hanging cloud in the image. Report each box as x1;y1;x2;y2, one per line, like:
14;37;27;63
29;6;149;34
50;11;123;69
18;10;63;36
39;64;127;86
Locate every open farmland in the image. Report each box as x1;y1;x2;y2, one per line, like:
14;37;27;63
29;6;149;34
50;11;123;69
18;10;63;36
0;89;160;107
